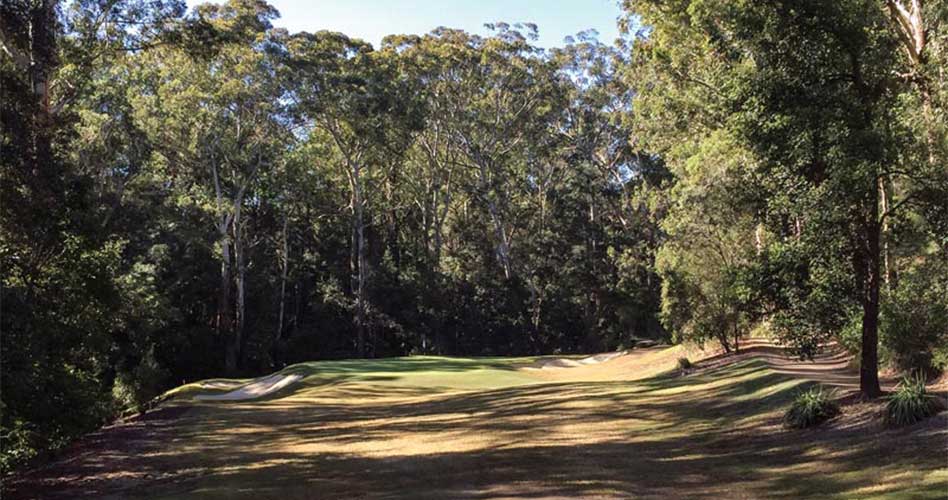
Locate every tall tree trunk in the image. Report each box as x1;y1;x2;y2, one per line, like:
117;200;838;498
485;197;513;279
432;181;450;270
231;197;247;374
274;214;289;367
11;1;57;185
422;178;434;264
386;166;400;278
531;289;543;351
235;235;246;369
475;160;513;279
584;201;601;351
755;223;764;256
879;177;897;289
220;230;236;374
429;180;451;355
885;1;939;166
357;210;367;357
350;161;367;357
859;208;883;398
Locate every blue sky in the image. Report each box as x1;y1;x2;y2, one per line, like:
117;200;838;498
243;0;624;48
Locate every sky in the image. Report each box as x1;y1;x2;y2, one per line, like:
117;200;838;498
242;0;624;49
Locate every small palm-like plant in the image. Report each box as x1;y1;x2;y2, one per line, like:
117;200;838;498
784;386;840;429
884;375;945;427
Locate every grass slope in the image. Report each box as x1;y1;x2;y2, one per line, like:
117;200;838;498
7;347;947;499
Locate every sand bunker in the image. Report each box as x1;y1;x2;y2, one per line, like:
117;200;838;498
199;380;246;390
195;373;303;401
527;351;628;370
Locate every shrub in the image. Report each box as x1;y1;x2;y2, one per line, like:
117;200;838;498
880;261;948;376
677;357;692;371
884;375;945;427
784;386;840;429
0;417;36;474
112;346;169;413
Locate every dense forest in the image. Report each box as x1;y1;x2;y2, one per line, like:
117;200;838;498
2;0;946;473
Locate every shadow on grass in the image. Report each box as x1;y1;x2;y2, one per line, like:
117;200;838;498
280;355;529;376
173;355;542;403
6;359;946;500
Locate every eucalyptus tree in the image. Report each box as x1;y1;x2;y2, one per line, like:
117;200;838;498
623;0;944;396
553;32;638;227
883;0;947;166
550;33;670;347
393;25;562;282
286;31;421;356
131;0;287;373
382;33;457;276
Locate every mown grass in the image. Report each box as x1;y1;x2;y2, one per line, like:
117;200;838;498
10;349;946;499
133;354;947;499
166;355;549;401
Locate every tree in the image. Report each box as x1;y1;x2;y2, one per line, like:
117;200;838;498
287;30;421;356
393;26;562;281
131;0;286;373
623;0;945;397
1;0;186;470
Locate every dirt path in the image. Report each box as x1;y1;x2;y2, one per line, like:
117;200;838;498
691;338;898;392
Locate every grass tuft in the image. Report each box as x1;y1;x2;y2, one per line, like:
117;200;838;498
784;385;840;429
677;357;692;371
884;374;945;427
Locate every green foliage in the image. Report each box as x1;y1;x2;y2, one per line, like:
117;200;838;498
1;232;125;471
112;346;170;412
783;386;840;429
0;417;35;473
884;375;946;427
880;261;948;375
760;241;857;360
2;11;671;476
624;0;947;399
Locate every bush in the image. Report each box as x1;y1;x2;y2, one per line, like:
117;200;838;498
677;357;692;371
0;417;36;473
784;386;840;429
884;375;945;427
880;261;948;376
112;346;169;413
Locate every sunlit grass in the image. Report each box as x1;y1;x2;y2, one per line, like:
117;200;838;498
141;350;948;499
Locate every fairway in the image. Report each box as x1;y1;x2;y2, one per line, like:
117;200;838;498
9;344;946;499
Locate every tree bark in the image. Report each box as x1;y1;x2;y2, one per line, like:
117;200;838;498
234;226;246;371
220;231;236;374
385;166;400;278
349;160;367;357
485;195;513;279
226;192;248;375
885;1;938;166
274;214;289;367
858;213;883;398
472;156;514;279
